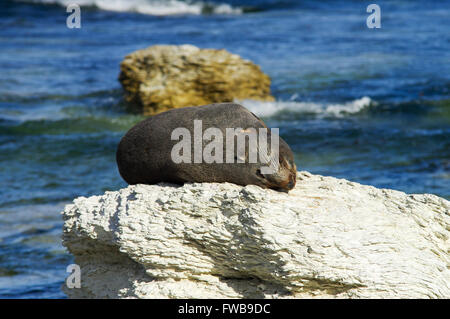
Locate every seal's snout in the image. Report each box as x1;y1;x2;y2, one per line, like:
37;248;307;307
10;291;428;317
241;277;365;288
279;168;296;191
279;155;297;191
287;175;296;190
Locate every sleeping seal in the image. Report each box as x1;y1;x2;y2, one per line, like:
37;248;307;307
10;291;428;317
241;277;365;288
116;103;297;191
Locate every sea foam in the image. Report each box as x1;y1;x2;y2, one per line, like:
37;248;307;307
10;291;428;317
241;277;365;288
240;96;373;118
17;0;242;15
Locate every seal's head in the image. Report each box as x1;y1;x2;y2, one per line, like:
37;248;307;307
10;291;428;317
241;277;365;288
255;142;297;192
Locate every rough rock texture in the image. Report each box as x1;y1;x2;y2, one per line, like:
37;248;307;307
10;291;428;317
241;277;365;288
62;172;450;299
118;44;274;115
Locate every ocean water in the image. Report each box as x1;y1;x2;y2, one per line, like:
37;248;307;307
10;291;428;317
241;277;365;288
0;0;449;298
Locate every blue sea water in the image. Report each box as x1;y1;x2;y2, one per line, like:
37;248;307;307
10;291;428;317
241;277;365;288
0;0;449;298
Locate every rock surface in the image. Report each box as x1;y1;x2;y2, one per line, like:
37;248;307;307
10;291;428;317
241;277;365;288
118;44;274;115
62;172;449;298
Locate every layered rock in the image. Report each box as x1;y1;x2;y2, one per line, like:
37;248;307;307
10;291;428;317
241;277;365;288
118;44;274;115
62;172;450;298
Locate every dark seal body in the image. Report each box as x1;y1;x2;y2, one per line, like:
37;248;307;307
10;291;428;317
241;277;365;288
116;103;297;191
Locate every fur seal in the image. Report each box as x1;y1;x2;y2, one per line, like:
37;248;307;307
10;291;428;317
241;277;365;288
116;103;297;191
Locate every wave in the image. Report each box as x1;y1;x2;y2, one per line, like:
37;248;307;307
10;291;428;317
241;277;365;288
16;0;242;15
1;95;373;126
240;96;374;118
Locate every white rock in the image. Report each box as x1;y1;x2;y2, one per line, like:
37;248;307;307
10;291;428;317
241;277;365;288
62;172;450;298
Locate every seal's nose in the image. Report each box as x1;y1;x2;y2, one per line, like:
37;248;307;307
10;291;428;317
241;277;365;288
287;179;295;190
287;172;296;190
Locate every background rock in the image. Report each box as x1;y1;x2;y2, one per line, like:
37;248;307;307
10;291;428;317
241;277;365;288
118;44;274;115
62;172;449;298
